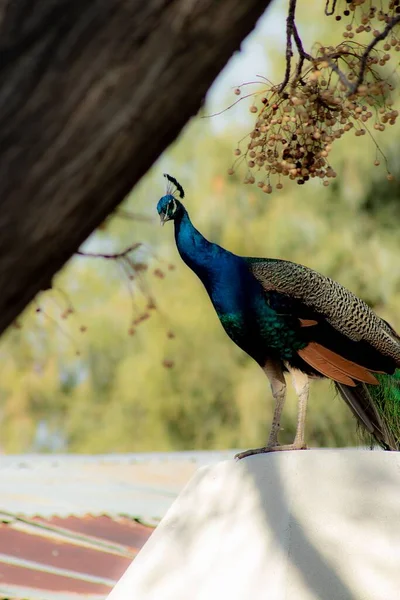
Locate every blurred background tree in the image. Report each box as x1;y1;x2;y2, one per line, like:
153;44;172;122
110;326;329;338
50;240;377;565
1;0;399;453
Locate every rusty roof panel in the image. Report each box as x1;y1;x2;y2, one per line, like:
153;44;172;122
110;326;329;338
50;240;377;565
0;561;112;594
0;515;153;600
0;452;234;600
34;516;152;551
0;522;132;580
0;585;104;600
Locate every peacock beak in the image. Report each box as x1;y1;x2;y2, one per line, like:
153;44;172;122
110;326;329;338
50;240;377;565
159;212;168;226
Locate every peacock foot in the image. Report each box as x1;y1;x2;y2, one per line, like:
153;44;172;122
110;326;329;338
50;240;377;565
235;442;307;460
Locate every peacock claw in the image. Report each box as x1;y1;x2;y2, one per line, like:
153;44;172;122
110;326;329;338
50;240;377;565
235;443;307;460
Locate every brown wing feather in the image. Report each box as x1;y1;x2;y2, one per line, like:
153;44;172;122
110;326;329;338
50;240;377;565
298;345;357;386
299;319;318;327
298;342;379;385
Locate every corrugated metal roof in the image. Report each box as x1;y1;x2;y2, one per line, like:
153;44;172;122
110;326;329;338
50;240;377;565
0;513;152;600
0;451;236;600
0;451;236;522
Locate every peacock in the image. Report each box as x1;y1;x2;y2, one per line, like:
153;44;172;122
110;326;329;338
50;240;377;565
157;174;400;458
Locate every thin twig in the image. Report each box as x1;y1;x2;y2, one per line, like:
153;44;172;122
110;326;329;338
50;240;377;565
325;0;337;17
279;0;297;92
362;121;390;170
293;22;312;81
76;243;141;259
349;15;400;94
115;210;155;222
325;58;353;90
202;90;263;118
293;23;312;62
280;0;312;92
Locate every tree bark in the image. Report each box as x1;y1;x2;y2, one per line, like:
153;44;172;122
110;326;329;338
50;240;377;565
0;0;271;334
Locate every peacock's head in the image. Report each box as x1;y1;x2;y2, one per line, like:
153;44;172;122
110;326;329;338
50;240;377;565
157;174;185;226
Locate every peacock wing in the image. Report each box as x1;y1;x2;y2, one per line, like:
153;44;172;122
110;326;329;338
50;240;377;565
245;257;400;374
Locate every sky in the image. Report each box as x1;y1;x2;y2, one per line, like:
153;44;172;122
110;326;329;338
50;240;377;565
206;2;284;130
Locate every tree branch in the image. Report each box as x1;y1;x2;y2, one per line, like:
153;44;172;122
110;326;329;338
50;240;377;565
279;1;400;98
0;0;271;335
279;0;312;92
279;0;295;92
292;22;312;81
349;15;400;94
115;210;155;223
76;243;142;260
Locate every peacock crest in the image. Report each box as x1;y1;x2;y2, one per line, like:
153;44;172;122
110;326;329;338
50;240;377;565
163;173;185;199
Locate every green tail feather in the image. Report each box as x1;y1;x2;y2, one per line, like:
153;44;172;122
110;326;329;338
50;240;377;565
368;370;400;450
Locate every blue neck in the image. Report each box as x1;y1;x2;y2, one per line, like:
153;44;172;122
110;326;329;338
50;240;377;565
174;210;229;282
173;209;260;317
169;204;303;366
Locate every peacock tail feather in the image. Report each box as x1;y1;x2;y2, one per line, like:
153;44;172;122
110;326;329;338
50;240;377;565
336;371;400;451
368;370;400;450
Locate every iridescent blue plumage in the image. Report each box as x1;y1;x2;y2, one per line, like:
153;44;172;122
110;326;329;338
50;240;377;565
157;175;400;455
158;193;304;366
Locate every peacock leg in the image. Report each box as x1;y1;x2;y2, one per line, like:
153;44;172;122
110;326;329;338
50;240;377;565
287;366;309;449
235;363;310;460
235;360;287;460
263;359;287;448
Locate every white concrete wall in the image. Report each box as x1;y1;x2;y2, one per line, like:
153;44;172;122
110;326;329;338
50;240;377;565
108;449;400;600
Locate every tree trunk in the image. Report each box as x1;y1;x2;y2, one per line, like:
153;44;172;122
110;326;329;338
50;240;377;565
0;0;271;335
